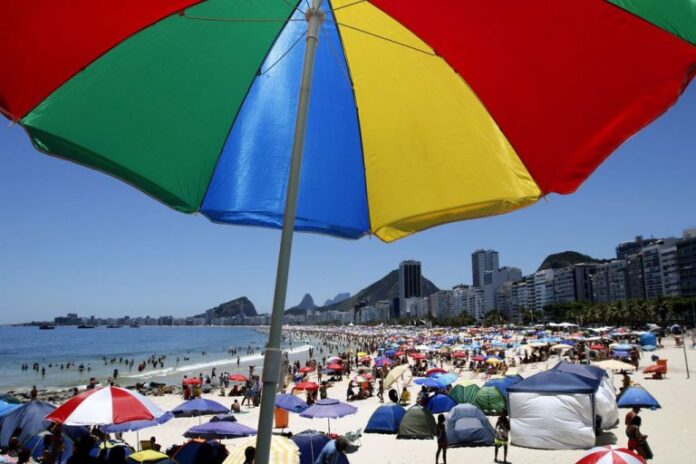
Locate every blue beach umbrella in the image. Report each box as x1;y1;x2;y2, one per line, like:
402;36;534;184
275;394;308;413
299;398;357;434
171;399;229;419
617;386;661;410
414;378;445;389
183;420;256;439
433;373;458;386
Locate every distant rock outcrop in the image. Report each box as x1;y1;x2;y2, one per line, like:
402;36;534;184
286;293;318;313
537;251;606;271
285;269;439;315
197;297;257;319
324;293;351;306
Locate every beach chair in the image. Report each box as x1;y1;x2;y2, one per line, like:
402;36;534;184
345;428;362;447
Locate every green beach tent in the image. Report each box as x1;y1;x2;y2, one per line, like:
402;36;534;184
473;386;506;415
396;406;436;440
449;383;480;405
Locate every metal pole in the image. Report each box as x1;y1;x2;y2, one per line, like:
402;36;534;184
254;3;324;464
683;328;690;379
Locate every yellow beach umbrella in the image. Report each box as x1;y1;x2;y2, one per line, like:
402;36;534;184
592;360;637;372
385;364;410;388
224;436;298;464
485;358;502;365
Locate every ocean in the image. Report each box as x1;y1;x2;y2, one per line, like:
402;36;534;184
0;326;311;392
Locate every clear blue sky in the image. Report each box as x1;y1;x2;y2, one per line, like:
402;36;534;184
1;84;695;324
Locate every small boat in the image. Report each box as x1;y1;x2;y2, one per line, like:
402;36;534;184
39;324;55;330
77;324;96;329
106;324;122;329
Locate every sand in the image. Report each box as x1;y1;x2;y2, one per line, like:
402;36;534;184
119;336;695;463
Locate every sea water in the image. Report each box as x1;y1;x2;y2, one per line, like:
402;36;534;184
0;326;309;392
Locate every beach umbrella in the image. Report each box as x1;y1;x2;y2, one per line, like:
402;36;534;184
46;387;165;426
0;401;57;447
592;360;636;372
127;450;178;464
617;386;661;409
172;440;227;464
426;368;447;377
182;378;201;386
575;445;646;464
424;394;457;414
612;344;634;351
0;401;20;418
299;398;357;434
228;374;248;383
171;399;229;418
326;363;343;371
433;373;458;386
5;3;695;464
374;357;393;368
223;436;298;464
385;364;410;389
274;394;308;413
102;412;175;433
414;378;445;389
292;382;319;392
298;367;314;374
183;420;256;440
410;353;426;360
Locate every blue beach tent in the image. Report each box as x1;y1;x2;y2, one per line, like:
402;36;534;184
365;403;406;434
0;400;56;447
445;404;495;447
424;394;457;414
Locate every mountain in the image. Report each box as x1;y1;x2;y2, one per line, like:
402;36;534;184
197;297;257;319
286;269;439;315
537;251;607;271
324;293;351;306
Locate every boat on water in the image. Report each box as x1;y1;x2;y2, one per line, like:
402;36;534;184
39;324;55;330
106;324;122;328
77;324;96;329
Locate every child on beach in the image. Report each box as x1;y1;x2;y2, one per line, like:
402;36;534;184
494;410;510;464
436;413;447;464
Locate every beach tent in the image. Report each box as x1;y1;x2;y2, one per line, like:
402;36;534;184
507;368;604;449
172;440;227;464
25;430;75;464
472;386;506;416
292;431;349;464
445;404;496;447
484;375;522;398
0;400;55;447
449;383;480;405
396;406;436;440
424;394;457;414
552;362;618;430
639;332;657;347
365;403;406;434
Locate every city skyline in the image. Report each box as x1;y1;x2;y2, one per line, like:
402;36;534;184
1;84;695;325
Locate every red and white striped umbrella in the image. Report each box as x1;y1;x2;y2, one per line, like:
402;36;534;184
576;446;646;464
45;387;165;426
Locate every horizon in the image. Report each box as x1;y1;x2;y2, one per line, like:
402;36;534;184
2;82;695;325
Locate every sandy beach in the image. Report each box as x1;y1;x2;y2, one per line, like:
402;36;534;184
107;335;695;464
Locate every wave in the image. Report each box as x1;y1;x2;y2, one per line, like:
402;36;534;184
123;344;313;380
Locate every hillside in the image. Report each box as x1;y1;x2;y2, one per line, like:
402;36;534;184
537;251;606;271
197;296;257;319
286;269;439;315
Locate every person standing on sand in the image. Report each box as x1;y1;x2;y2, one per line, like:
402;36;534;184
625;407;640;427
494;410;510;464
377;379;384;403
435;413;447;464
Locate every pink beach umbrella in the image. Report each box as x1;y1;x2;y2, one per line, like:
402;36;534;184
575;446;646;464
45;387;166;426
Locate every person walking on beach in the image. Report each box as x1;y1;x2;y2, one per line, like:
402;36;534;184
377;379;384;403
494;410;510;464
626;415;652;460
435;414;447;464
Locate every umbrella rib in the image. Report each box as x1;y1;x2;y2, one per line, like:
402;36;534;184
259;27;308;75
328;20;436;56
321;24;352;87
182;14;306;23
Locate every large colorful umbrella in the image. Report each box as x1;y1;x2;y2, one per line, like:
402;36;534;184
575;445;646;464
4;2;695;463
45;387;166;426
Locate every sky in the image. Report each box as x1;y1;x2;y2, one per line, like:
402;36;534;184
1;84;695;324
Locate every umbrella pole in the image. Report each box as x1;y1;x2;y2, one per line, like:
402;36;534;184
328;418;331;435
255;2;324;464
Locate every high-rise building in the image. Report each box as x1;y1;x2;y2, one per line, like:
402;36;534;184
533;269;555;311
399;260;422;303
573;264;597;303
553;267;576;303
428;290;453;320
471;249;499;287
592;260;628;303
659;246;681;297
483;266;522;311
677;234;696;297
616;236;659;260
626;254;646;300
